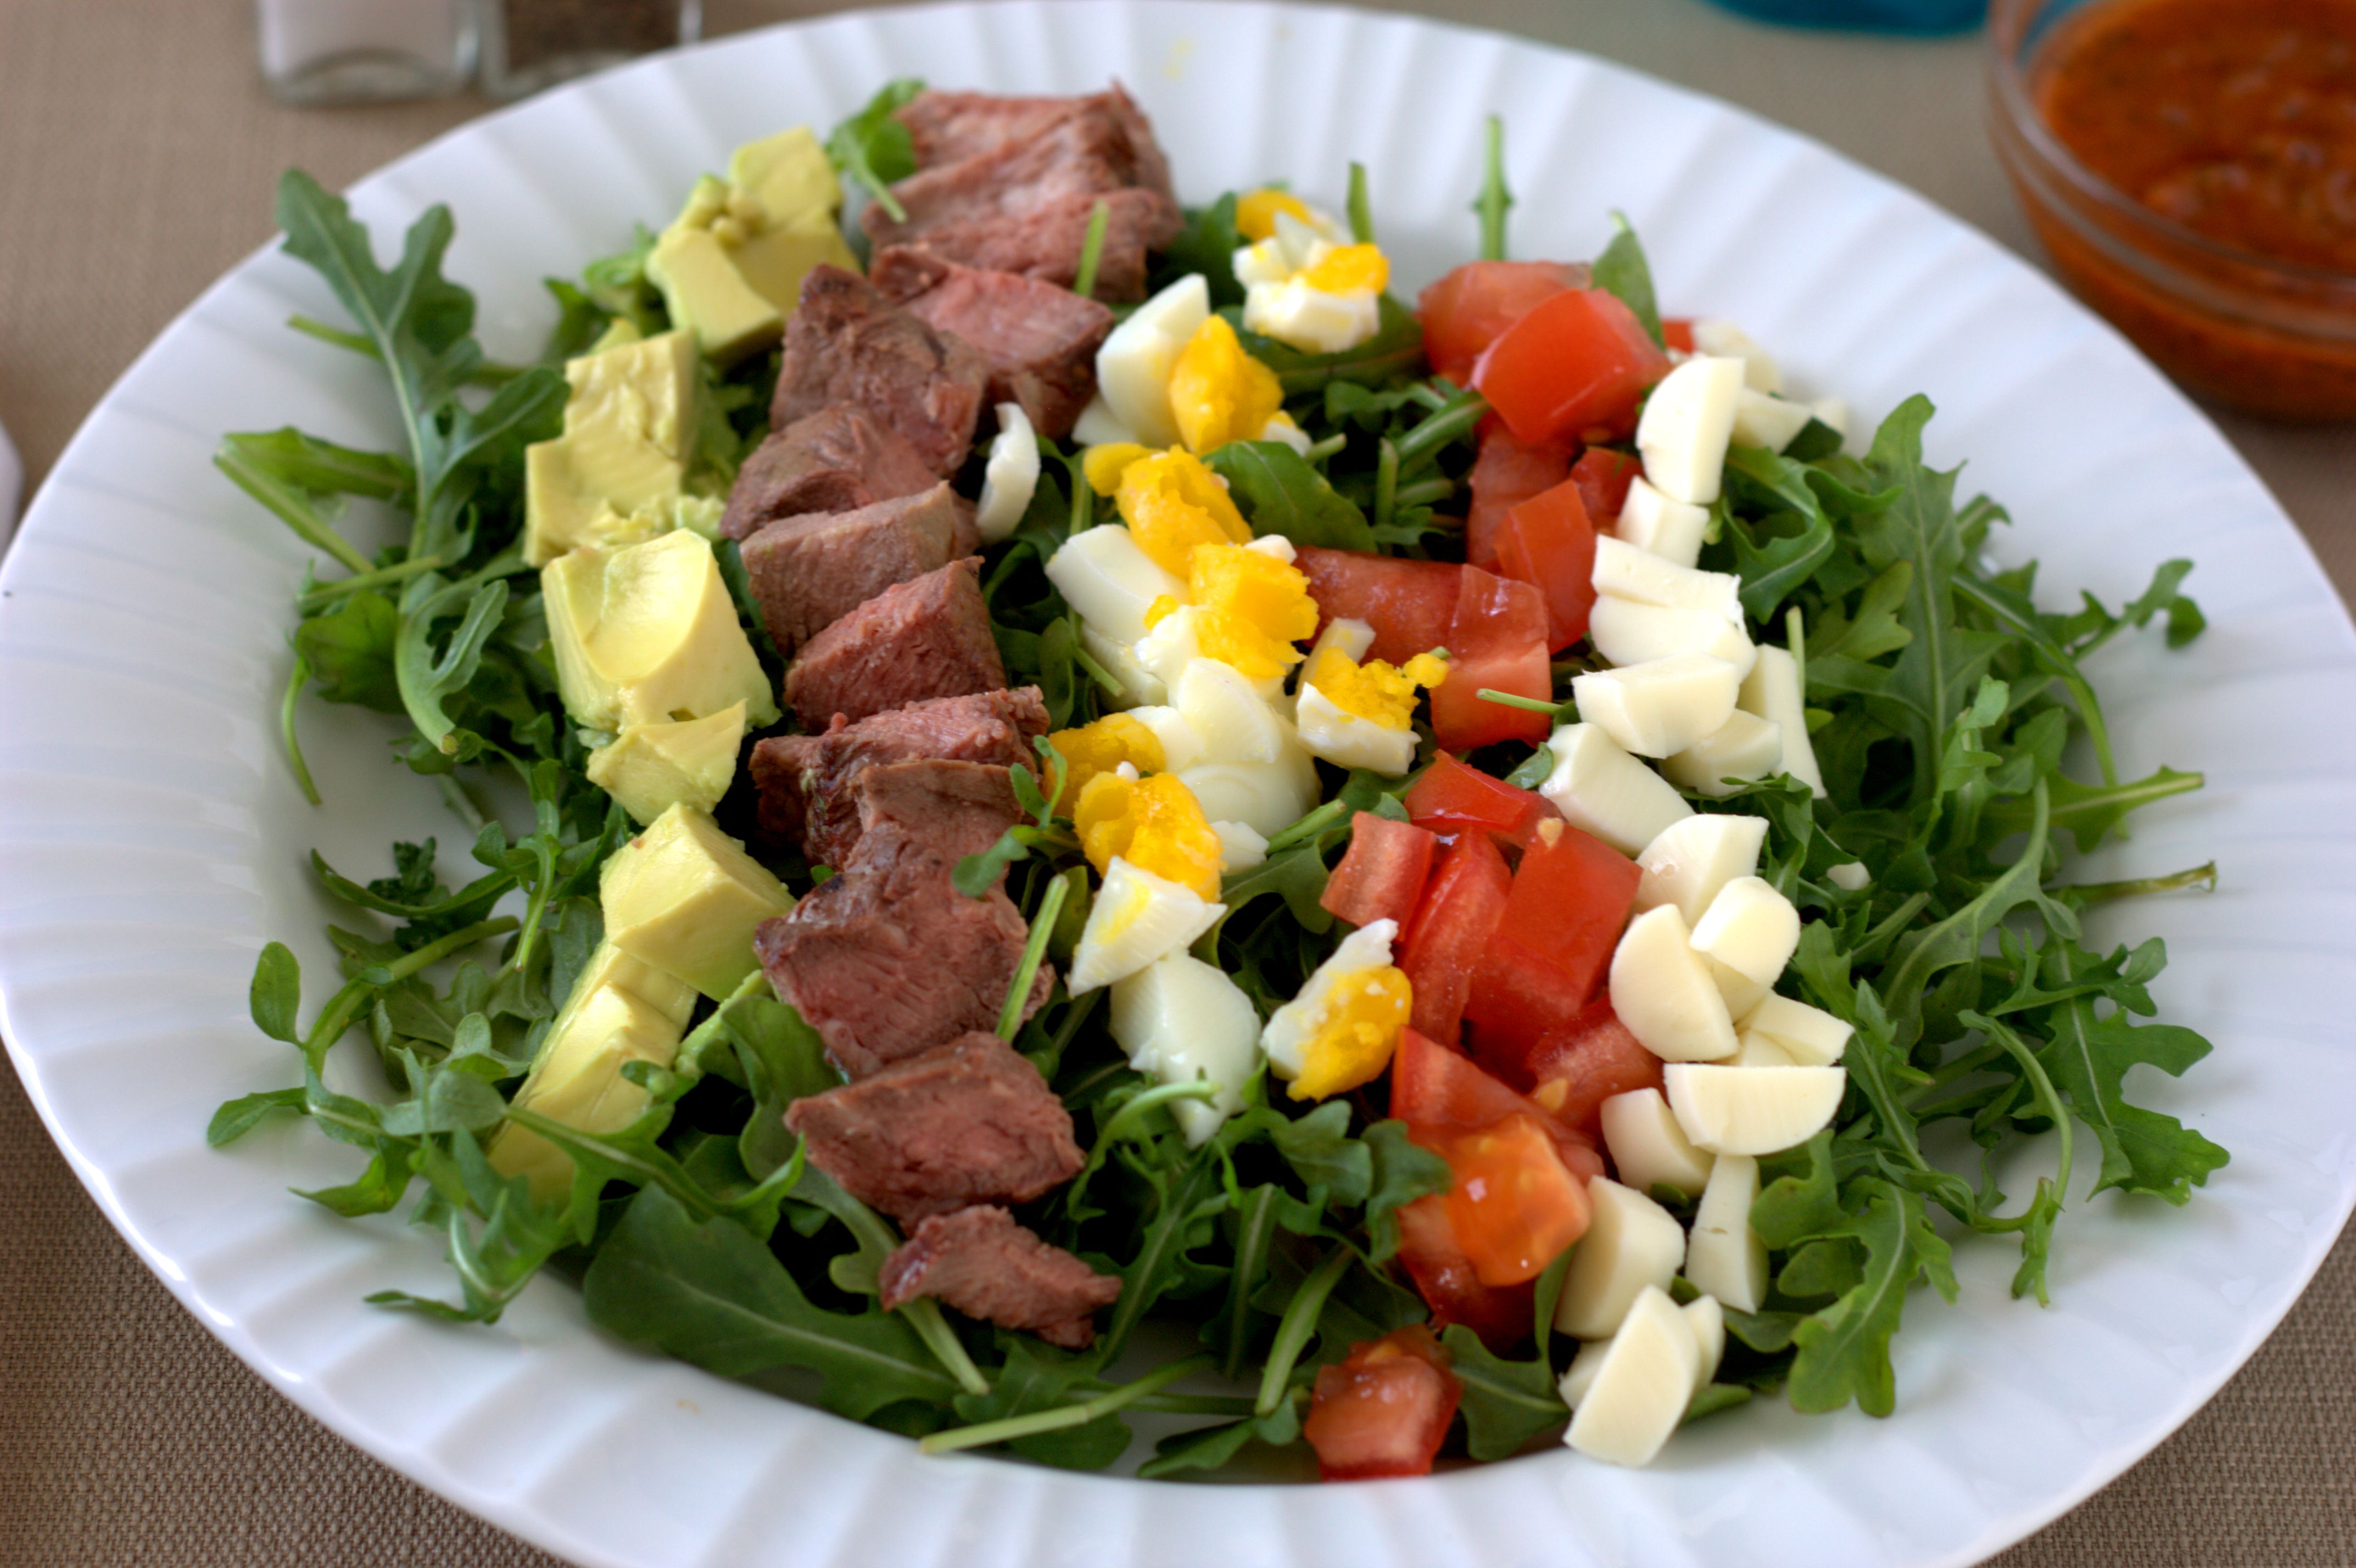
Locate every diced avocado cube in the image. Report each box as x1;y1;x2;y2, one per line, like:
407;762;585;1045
728;125;839;229
601;803;795;1000
489;982;686;1203
560;937;700;1030
728;223;857;324
648;224;782;366
649;130;856;365
587;700;749;825
542;529;778;733
521;329;700;566
562;327;698;453
525;439;685;566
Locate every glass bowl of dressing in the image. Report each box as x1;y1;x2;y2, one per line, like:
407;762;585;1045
1988;0;2356;418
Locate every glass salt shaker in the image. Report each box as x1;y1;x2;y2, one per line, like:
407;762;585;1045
255;0;477;104
478;0;702;101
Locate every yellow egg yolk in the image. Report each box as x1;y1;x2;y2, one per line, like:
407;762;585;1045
1304;646;1449;728
1287;965;1412;1101
1235;188;1314;242
1169;316;1284;456
1082;441;1153;497
1074;771;1223;900
1116;448;1252;578
1046;713;1165;812
1300;242;1391;296
1188;543;1320;681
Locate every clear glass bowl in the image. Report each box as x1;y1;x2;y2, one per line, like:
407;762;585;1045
1986;0;2356;419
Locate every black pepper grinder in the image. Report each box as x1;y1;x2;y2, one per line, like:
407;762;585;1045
477;0;701;100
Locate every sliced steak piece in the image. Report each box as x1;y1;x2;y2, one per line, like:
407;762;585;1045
895;85;1176;200
771;266;987;475
783;1033;1082;1225
878;1206;1123;1349
870;249;1113;440
739;482;979;657
844;758;1025;873
719;404;940;542
750;686;1048;864
784;557;1004;730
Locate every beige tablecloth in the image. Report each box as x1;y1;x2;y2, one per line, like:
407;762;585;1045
2;2;2350;1564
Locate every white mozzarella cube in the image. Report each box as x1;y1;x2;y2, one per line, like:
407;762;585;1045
1615;477;1710;569
1068;857;1226;994
1592;536;1745;620
1540;723;1694;855
1689;319;1782;394
1690;876;1801;985
1731;388;1814;454
1176;658;1288;765
1686;1152;1769;1312
1684;1295;1727;1386
1046;525;1185;646
1095;273;1209;447
1740;994;1852;1066
1663;710;1784;797
1556;1177;1688;1340
1810;396;1851;439
1071;393;1140;448
1738;645;1825;797
1564;1285;1700;1468
1210;819;1267;873
1295;681;1418;775
1079;624;1165;709
1664;1064;1847;1156
1108;951;1258;1144
974;402;1040;543
1600;1087;1715;1197
1589;596;1756;677
1826;860;1871;891
1708;955;1772;1020
1572;654;1742;758
1733;1031;1799;1066
1244;277;1380;355
1634;814;1767;925
1636;355;1745;506
1177;758;1317;839
1609;904;1739;1063
1124;704;1202;773
1559;1338;1611;1410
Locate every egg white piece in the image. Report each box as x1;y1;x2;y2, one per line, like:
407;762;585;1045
1295;681;1419;775
1124;703;1203;772
1633;813;1767;925
1610;904;1739;1063
1045;524;1184;646
1211;818;1268;872
1636;355;1745;506
974;402;1039;543
1539;722;1694;855
1178;757;1317;839
1109;951;1259;1145
1077;623;1165;710
1096;273;1209;447
1244;277;1382;355
1176;658;1289;764
1071;393;1140;448
1068;856;1225;994
1261;919;1398;1084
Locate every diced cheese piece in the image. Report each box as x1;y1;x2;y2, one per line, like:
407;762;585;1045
1177;758;1317;839
1690;320;1781;394
601;804;795;1000
1826;860;1871;891
1592;537;1744;620
1125;704;1202;772
1589;596;1756;677
1177;658;1288;764
1708;955;1772;1020
1741;994;1852;1066
1609;905;1738;1063
1046;525;1185;646
1072;394;1140;447
1733;1031;1798;1066
1540;723;1693;855
975;402;1039;543
1634;814;1767;925
1096;273;1209;447
1079;623;1166;710
1069;856;1226;993
1296;681;1418;775
1600;1087;1714;1197
1663;710;1783;797
1738;646;1825;798
1564;1285;1700;1468
1664;1064;1847;1156
1212;819;1268;872
1731;388;1813;453
1686;1152;1769;1312
1615;477;1710;570
1685;1295;1726;1386
1559;1338;1611;1410
1636;355;1745;506
1690;876;1801;985
1572;654;1742;758
1556;1177;1688;1339
1109;950;1258;1144
1811;396;1851;439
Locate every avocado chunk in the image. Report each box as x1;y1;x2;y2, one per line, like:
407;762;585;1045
730;126;839;223
561;937;700;1029
647;132;856;365
522;328;701;566
587;700;749;825
543;529;778;733
601;803;795;1000
488;981;686;1203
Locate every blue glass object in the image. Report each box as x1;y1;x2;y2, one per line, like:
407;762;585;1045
1706;0;1988;32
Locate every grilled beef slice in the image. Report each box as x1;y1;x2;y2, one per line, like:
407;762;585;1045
878;1205;1123;1349
739;482;979;657
749;686;1048;865
783;1032;1082;1225
783;557;1004;730
719;405;939;542
894;85;1176;199
869;249;1114;441
769;266;987;475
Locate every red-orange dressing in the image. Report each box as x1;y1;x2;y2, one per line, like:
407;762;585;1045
2038;0;2356;274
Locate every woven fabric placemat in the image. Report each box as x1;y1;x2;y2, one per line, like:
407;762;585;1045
2;2;2351;1565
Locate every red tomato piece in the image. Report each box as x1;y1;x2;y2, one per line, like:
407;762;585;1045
1321;813;1439;930
1393;1197;1535;1353
1293;546;1459;667
1427;567;1551;753
1465;418;1573;571
1661;317;1696;354
1442;1112;1593;1286
1416;260;1585;385
1397;835;1512;1044
1473;289;1672;446
1403;752;1553;846
1392;1027;1604;1181
1303;1325;1462;1481
1500;826;1641;999
1463;936;1589;1082
1570;447;1643;529
1494;478;1601;652
1525;1001;1666;1133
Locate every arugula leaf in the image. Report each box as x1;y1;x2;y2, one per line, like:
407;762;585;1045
2033;944;2228;1203
1226;296;1426;395
1360;1120;1452;1264
1205;441;1377;551
293;590;403;713
1591;212;1663;347
1784;1179;1956;1416
826;78;924;223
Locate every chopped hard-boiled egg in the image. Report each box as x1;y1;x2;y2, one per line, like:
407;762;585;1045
1555;1177;1687;1340
1074;769;1224;900
1124;703;1204;772
1293;645;1447;775
1182;541;1319;679
1571;653;1743;759
1261;919;1413;1101
1663;1063;1848;1155
1237;210;1391;355
1615;477;1711;570
1539;722;1694;856
1235;187;1324;243
1609;904;1739;1062
1179;755;1320;838
1045;523;1185;646
974;402;1039;542
1118;447;1254;578
1687;1152;1769;1312
1068;855;1226;994
1084;440;1154;496
1739;645;1825;797
1170;315;1285;455
1096;273;1210;448
1564;1285;1701;1468
1174;656;1291;763
1211;817;1268;872
1048;711;1167;809
1663;709;1783;796
1109;951;1259;1144
1633;813;1767;926
1636;355;1745;507
1079;623;1166;709
1072;393;1140;447
1600;1087;1715;1198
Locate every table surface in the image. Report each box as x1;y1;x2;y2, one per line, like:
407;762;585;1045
2;1;2351;1564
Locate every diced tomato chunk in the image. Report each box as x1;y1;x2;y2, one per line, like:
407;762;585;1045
1304;1325;1462;1481
1428;567;1550;753
1392;1027;1604;1183
1404;752;1553;847
1465;419;1573;571
1525;1001;1665;1133
1442;1112;1592;1286
1293;546;1459;667
1570;447;1643;529
1499;826;1640;999
1473;289;1672;446
1397;835;1512;1044
1321;813;1438;930
1661;317;1696;354
1464;937;1589;1072
1417;260;1585;385
1393;1197;1534;1353
1494;478;1601;652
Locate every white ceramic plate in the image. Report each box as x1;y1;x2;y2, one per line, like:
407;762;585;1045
4;4;2352;1565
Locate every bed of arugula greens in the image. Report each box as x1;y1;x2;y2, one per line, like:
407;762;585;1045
206;92;2224;1475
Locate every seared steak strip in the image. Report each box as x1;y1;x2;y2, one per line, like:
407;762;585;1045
870;248;1113;440
739;481;978;658
879;1205;1123;1349
784;557;1005;730
721;405;939;542
770;266;987;474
